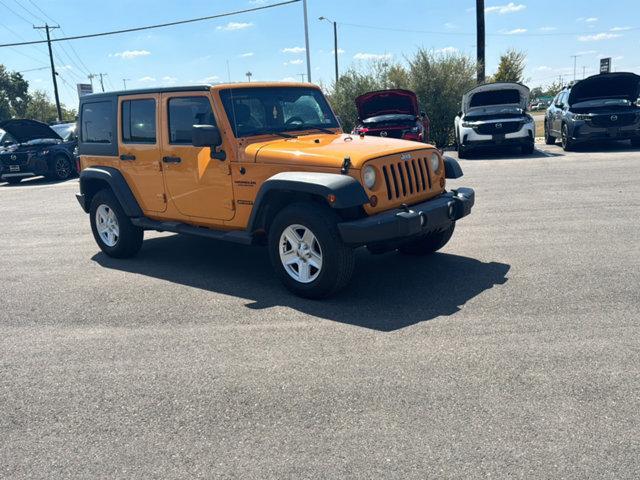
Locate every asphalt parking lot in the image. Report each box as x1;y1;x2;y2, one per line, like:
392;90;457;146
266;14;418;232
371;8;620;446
1;141;639;479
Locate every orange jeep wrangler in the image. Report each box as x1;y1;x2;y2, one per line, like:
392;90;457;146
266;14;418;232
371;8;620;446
76;83;474;298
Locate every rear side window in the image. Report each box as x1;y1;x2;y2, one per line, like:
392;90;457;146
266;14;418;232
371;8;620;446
81;101;113;144
168;97;215;144
122;99;156;143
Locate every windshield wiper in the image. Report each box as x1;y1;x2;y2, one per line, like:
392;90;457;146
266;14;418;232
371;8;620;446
300;126;335;134
246;130;295;138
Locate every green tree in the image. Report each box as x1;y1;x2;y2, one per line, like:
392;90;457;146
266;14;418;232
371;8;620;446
0;64;29;121
24;90;76;123
493;49;527;83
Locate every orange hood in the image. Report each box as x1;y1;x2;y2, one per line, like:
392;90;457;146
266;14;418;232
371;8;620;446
242;133;435;169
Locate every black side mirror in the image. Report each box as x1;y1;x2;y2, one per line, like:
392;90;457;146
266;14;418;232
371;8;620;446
192;124;225;160
457;111;463;117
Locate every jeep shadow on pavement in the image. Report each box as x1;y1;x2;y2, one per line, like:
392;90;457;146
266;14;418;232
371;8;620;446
92;234;510;331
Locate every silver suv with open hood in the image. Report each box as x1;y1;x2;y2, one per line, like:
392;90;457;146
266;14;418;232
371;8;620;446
454;82;535;157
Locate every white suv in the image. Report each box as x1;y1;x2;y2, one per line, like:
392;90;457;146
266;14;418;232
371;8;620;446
454;82;535;158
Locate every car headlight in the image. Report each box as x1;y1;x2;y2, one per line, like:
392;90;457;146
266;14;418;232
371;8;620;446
363;165;376;189
38;149;49;156
73;146;79;156
429;153;441;173
461;121;474;128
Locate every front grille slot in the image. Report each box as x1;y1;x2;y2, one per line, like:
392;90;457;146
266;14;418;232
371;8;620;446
591;113;637;127
476;121;522;135
376;156;437;203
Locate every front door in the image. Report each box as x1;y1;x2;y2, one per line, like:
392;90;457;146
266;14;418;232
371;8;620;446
160;92;235;221
118;94;166;213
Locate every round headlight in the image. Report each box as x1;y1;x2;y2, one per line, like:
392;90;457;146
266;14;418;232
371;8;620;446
429;153;440;173
363;165;376;189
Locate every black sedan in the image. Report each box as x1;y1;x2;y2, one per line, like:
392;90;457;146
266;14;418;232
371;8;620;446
544;72;640;151
0;119;78;184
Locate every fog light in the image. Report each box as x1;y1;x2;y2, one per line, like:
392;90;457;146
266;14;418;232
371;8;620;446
419;212;426;226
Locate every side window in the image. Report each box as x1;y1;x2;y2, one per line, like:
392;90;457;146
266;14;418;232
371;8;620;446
122;99;156;143
81;101;113;144
168;97;215;144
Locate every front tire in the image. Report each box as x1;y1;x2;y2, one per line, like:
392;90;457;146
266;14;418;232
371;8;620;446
399;223;456;256
90;189;143;258
47;155;73;181
521;141;535;155
561;124;574;151
268;203;355;299
457;144;468;159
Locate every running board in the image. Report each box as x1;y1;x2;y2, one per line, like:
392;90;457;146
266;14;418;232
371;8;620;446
131;217;253;245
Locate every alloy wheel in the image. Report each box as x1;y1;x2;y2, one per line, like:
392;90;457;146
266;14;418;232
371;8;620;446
55;156;71;179
279;224;323;283
95;204;120;247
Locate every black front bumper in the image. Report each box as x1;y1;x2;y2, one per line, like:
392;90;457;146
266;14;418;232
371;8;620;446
338;188;475;245
0;157;49;178
572;123;640;143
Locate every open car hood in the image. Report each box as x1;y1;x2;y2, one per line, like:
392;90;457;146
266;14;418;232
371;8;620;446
0;119;62;144
462;82;529;114
355;89;419;119
568;72;640;106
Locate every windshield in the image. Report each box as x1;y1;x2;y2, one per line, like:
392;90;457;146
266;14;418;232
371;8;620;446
51;123;77;141
0;129;14;145
571;98;633;109
362;114;416;124
220;86;339;137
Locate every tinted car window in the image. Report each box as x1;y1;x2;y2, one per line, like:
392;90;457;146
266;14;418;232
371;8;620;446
122;99;156;143
51;123;77;142
168;97;215;144
81;101;113;144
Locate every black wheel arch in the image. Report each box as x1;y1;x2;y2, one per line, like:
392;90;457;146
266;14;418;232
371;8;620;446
78;166;142;217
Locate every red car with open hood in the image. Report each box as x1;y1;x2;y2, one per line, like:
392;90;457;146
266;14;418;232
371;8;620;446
352;89;430;143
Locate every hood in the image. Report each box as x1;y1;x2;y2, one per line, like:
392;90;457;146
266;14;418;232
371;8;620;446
568;72;640;106
355;89;419;119
0;119;62;144
244;133;432;168
462;82;529;114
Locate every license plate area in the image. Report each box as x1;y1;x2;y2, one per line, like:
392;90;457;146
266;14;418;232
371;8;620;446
493;133;505;143
9;165;20;172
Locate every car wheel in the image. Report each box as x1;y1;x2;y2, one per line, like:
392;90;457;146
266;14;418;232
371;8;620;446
544;121;556;145
4;177;22;185
521;141;535;155
268;202;355;299
561;124;574;151
90;189;143;258
399;223;456;256
48;155;73;181
457;144;468;159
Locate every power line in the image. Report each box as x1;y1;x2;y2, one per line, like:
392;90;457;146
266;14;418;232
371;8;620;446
11;0;45;23
18;65;49;73
0;0;301;48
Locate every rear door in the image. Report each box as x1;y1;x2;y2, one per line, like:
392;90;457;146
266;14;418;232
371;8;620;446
160;92;235;221
118;94;166;213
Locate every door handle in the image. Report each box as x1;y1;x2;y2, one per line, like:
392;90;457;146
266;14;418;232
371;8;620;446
120;154;136;161
162;156;182;164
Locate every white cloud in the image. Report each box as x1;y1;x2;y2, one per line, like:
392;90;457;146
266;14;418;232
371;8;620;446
578;32;622;42
353;52;392;61
239;52;254;57
331;48;345;55
111;49;151;60
201;75;219;83
535;65;552;71
282;46;306;54
216;22;253;31
539;26;557;31
138;76;155;83
485;3;526;14
162;76;177;85
280;77;297;82
58;64;73;70
613;55;624;61
435;46;458;55
610;26;631;31
585;17;598;23
444;22;457;29
576;50;597;55
503;28;527;34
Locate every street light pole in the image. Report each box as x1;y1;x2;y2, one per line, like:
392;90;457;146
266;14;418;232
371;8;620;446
302;0;311;83
319;16;339;84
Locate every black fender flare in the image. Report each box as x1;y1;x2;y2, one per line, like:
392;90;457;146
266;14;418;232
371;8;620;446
247;171;370;232
78;166;143;217
443;156;464;179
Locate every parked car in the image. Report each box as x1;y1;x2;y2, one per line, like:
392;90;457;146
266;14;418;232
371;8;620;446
454;82;535;158
0;120;78;184
544;72;640;150
75;83;474;298
352;89;430;143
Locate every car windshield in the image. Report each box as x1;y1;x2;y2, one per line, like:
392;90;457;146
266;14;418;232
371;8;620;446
220;86;340;137
51;123;77;141
571;98;633;109
362;114;416;124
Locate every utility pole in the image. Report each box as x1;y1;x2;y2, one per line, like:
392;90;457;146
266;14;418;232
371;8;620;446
88;73;97;88
319;16;339;84
582;66;586;79
570;54;581;81
302;0;311;83
34;24;62;122
297;73;306;82
245;71;252;82
98;73;107;92
476;0;485;84
122;78;130;90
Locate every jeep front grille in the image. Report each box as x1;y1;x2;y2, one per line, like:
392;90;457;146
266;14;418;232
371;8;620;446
381;156;433;201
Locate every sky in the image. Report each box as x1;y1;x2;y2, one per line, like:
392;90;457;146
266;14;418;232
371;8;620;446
1;0;639;108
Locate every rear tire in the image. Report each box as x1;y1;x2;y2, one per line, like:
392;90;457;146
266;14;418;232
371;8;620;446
399;223;456;256
268;202;355;299
90;189;143;258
